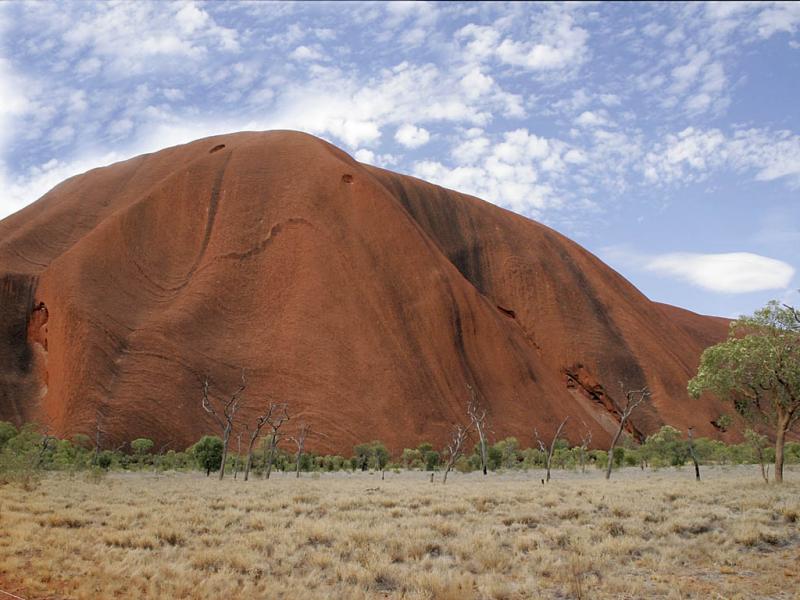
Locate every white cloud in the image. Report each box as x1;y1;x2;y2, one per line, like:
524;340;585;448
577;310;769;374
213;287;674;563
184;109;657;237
452;135;490;165
646;252;795;293
0;58;30;144
670;49;710;94
643;127;726;183
456;9;588;73
394;124;431;148
289;45;323;61
53;2;239;75
460;67;494;99
755;2;800;38
495;11;588;71
411;127;577;215
354;148;375;163
574;110;608;128
644;126;800;186
261;62;498;149
0;151;125;220
456;24;501;63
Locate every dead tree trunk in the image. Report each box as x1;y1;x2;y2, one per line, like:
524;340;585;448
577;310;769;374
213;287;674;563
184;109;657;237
289;423;310;479
578;421;592;474
244;402;289;481
91;411;105;467
467;385;490;476
605;385;650;480
264;436;279;479
262;404;291;480
233;429;245;479
442;423;471;484
201;370;246;481
535;417;569;483
687;427;701;481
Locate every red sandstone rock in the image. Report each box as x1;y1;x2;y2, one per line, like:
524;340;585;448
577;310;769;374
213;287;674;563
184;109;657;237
0;131;732;453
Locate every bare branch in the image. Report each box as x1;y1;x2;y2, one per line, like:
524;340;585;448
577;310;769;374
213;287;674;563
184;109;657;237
606;384;650;480
578;419;593;474
200;370;247;480
246;401;290;481
467;384;490;476
534;417;569;483
442;422;472;484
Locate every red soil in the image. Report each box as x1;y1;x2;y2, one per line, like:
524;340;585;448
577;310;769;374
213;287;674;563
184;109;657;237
0;131;732;453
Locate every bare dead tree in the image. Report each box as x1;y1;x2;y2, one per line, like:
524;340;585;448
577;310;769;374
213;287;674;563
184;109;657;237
153;441;172;473
605;384;650;480
35;424;56;468
578;420;593;474
201;369;246;480
288;422;310;478
91;410;106;467
534;417;569;483
467;384;490;475
232;428;246;479
686;427;701;481
262;404;292;480
442;423;472;484
243;402;288;481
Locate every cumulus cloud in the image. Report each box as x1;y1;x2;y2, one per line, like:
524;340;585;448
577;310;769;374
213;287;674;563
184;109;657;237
289;45;323;61
394;124;430;148
411;128;577;214
496;11;588;71
574;110;609;128
645;252;795;293
455;8;588;74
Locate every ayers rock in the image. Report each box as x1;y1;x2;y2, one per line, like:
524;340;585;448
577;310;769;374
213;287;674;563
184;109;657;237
0;130;732;454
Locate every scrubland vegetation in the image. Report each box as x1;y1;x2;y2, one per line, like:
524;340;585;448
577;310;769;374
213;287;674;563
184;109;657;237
1;420;800;599
1;468;798;599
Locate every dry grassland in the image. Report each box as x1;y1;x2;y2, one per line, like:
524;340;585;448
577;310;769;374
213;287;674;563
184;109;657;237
0;467;798;599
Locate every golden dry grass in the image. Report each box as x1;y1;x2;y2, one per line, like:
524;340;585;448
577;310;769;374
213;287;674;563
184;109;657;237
0;467;798;599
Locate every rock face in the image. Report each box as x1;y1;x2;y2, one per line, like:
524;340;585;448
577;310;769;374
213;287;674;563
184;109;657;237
0;131;731;453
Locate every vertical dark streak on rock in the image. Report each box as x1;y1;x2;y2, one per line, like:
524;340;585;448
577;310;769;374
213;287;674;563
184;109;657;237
184;152;232;283
0;274;39;423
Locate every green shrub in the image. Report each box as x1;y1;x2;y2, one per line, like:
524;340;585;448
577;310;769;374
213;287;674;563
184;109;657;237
0;421;18;449
131;438;154;456
424;450;440;471
190;436;223;476
97;450;114;469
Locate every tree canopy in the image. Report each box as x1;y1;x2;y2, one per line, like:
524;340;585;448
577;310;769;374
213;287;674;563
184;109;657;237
688;300;800;482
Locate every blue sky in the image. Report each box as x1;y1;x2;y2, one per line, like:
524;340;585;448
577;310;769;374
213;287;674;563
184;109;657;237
1;1;798;318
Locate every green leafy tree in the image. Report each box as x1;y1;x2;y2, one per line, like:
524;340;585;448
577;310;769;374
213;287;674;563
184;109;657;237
642;425;688;467
424;450;440;471
688;300;800;483
353;443;372;471
487;445;503;471
371;442;390;471
192;435;224;476
97;450;114;469
401;448;423;469
131;438;154;457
